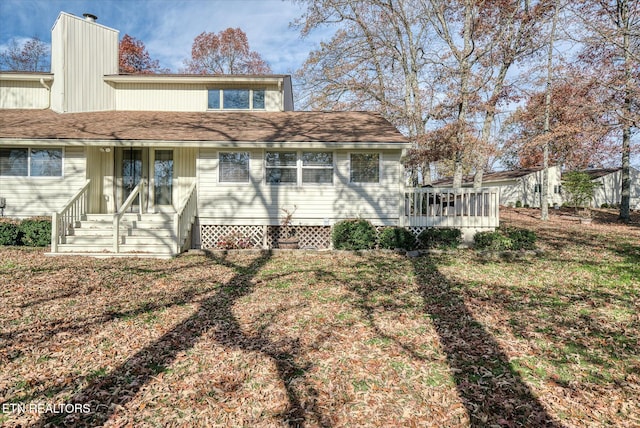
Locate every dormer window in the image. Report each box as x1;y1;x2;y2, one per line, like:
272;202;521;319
208;89;266;110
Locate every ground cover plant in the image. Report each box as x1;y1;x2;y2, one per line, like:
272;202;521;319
0;207;638;426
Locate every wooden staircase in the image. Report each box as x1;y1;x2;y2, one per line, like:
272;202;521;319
53;213;182;258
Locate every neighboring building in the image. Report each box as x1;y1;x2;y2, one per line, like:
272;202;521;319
433;166;563;208
579;167;640;209
0;12;412;255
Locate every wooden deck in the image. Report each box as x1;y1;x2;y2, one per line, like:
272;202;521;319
401;187;500;229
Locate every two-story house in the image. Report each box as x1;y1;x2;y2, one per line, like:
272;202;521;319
0;12;411;256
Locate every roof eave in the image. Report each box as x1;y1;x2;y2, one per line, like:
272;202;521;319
0;138;411;150
103;75;286;85
0;73;54;82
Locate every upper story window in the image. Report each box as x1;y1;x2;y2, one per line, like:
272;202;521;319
350;153;380;183
219;152;250;183
208;89;266;110
0;148;63;177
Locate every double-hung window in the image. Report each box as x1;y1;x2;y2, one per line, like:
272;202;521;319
350;153;380;183
208;89;266;110
302;152;333;184
265;151;334;185
0;148;63;177
219;152;250;183
266;152;297;184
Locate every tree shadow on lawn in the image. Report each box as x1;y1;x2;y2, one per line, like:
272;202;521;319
315;253;562;427
412;254;563;427
38;251;325;427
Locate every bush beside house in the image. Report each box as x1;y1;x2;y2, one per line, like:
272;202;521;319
332;221;466;252
0;218;52;247
474;227;537;251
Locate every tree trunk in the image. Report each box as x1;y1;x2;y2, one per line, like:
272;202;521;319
541;0;559;221
619;0;631;223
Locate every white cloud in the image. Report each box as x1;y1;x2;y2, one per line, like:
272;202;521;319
0;0;332;74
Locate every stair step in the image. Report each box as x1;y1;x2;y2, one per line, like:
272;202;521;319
56;242;176;253
64;236;113;245
54;212;191;257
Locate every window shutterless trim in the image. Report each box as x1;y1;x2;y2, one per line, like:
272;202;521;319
349;152;381;184
0;147;64;178
207;88;267;111
218;151;251;183
264;150;335;186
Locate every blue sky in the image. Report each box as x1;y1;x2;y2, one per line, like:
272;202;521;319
0;0;325;74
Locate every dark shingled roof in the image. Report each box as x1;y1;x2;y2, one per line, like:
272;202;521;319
432;167;624;186
432;167;548;186
580;168;622;179
0;109;409;144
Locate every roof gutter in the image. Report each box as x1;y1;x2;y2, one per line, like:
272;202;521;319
39;78;52;109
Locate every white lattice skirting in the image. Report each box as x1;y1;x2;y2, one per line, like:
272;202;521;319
199;225;332;250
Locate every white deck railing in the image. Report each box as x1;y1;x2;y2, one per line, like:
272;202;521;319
113;179;145;253
403;187;499;228
174;181;198;254
51;180;91;253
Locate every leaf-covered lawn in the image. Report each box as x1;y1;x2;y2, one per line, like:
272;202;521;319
1;208;639;427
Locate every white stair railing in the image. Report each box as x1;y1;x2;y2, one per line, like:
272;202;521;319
404;187;500;228
174;181;198;254
51;180;91;253
113;179;145;253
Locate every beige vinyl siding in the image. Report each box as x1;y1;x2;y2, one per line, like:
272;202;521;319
85;147;115;213
591;168;640;209
50;12;118;113
196;148;403;226
113;83;283;112
0;81;50;109
172;147;197;205
114;84;205;111
0;146;86;218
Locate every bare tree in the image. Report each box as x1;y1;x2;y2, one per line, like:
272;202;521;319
573;0;639;222
119;34;167;74
0;36;49;71
183;28;271;74
294;0;435;184
541;0;561;221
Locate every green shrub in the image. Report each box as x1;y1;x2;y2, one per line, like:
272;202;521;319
417;228;461;249
474;231;513;251
474;227;536;251
504;227;537;250
378;227;416;250
0;221;21;246
19;219;52;247
332;219;377;250
515;200;522;208
601;203;609;208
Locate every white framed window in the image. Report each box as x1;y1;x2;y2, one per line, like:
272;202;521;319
264;151;334;185
208;89;266;110
554;185;562;194
350;153;380;183
534;184;542;193
219;152;250;183
266;151;297;184
302;151;333;184
0;147;63;177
